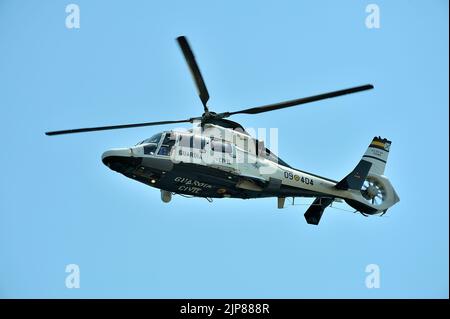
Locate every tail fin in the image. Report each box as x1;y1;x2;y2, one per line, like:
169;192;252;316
362;136;391;175
335;137;392;191
335;160;372;190
339;136;399;215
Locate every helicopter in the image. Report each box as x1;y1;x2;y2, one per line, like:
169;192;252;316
45;36;399;225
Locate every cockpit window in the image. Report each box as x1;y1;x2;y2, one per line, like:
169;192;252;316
143;144;158;155
158;133;176;156
137;133;163;145
138;133;163;155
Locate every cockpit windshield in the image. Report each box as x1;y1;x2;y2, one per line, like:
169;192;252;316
137;133;163;145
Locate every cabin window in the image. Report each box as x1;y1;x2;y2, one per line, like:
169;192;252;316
192;136;205;149
179;135;205;150
211;140;232;153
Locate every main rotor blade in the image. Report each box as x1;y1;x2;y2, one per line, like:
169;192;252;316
45;118;193;136
224;84;374;116
177;36;210;112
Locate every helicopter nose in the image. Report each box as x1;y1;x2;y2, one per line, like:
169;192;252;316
102;148;142;173
102;148;132;161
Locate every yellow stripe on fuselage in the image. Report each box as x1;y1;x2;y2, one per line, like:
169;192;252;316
371;140;385;148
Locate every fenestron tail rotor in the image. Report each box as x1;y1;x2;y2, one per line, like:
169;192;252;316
361;177;386;206
45;35;374;136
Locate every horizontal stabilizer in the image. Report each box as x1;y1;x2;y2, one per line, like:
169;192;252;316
335;160;372;190
304;197;334;225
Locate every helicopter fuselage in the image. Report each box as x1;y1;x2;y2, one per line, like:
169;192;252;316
101;124;393;216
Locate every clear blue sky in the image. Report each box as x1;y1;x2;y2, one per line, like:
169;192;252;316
0;0;448;298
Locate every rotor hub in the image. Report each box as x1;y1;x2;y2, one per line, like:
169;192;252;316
201;111;218;120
